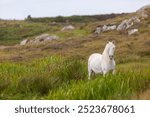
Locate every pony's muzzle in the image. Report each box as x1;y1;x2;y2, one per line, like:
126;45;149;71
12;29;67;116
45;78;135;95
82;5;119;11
109;55;114;60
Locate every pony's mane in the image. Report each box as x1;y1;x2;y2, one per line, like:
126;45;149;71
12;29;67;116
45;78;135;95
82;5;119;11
102;42;113;55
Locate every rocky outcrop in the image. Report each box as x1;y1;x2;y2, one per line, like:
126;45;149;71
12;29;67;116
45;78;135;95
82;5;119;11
137;5;150;12
61;25;75;31
117;19;131;31
94;26;102;35
20;39;29;46
35;34;58;42
102;24;117;31
117;17;140;31
128;29;138;35
94;16;140;36
20;34;59;45
94;24;117;35
136;5;150;19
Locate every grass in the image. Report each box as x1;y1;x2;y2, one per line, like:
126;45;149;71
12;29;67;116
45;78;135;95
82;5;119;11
46;60;150;100
0;21;60;45
0;55;149;100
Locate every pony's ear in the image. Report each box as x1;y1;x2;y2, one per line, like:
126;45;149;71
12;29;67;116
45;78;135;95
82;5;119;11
112;40;115;44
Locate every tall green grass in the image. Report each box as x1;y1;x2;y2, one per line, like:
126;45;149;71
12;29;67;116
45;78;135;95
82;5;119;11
46;62;150;100
0;55;149;99
0;56;86;99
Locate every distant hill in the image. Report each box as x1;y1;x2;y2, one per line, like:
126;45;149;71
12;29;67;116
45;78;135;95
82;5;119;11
25;13;125;23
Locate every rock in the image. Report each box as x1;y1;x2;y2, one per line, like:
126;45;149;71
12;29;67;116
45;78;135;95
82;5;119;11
102;25;108;31
130;16;141;23
102;24;116;31
94;24;117;35
20;39;29;46
136;5;150;19
128;29;138;35
137;5;150;12
49;22;58;26
44;35;59;41
35;34;50;41
61;25;75;31
20;34;59;45
117;19;130;31
117;20;133;31
94;26;102;35
34;34;59;44
117;17;140;31
109;25;117;30
141;13;148;19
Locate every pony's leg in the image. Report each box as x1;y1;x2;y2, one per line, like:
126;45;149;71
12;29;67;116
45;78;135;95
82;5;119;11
103;70;107;77
92;71;96;77
88;69;92;80
112;69;115;75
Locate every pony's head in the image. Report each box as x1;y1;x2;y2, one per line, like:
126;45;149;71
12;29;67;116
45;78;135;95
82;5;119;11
106;41;116;60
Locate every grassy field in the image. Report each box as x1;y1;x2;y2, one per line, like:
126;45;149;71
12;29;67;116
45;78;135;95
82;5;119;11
0;12;150;100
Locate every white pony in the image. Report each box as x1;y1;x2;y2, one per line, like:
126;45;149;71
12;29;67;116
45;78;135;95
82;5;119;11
88;41;116;80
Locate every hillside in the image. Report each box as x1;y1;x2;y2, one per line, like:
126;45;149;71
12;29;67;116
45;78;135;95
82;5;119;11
0;6;150;99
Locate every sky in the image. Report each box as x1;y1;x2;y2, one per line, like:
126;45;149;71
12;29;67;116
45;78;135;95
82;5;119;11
0;0;150;19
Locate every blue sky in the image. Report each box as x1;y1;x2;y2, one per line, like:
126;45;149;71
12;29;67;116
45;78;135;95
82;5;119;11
0;0;150;19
